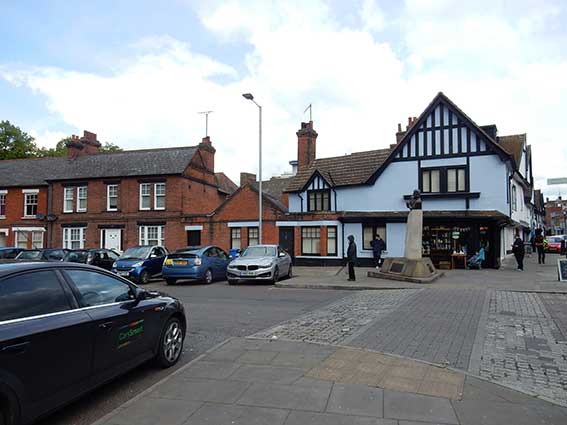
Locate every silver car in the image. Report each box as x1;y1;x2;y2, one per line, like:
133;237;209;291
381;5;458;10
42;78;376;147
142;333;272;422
227;244;292;285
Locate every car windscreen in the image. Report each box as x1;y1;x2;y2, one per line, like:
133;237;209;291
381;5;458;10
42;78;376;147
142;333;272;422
119;246;151;260
65;251;88;262
16;250;42;259
241;246;276;257
549;237;562;243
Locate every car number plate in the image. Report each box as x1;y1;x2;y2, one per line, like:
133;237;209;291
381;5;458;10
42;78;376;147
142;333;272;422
242;271;255;276
174;260;188;265
118;271;130;276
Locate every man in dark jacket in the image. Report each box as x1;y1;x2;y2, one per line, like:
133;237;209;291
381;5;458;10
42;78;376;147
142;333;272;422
534;231;546;264
512;235;525;271
370;234;386;269
347;235;357;281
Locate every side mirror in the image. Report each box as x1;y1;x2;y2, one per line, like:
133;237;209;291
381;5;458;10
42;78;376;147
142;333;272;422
150;254;157;258
133;287;147;302
279;252;286;257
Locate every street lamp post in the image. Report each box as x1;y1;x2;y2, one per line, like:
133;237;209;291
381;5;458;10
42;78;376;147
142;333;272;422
242;93;263;244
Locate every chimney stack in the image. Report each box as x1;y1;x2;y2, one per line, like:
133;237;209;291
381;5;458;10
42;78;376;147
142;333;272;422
198;136;216;172
297;121;318;172
66;130;101;158
395;122;406;144
240;172;257;187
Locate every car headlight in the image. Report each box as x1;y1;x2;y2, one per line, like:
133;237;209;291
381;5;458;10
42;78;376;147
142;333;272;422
112;262;117;268
259;262;273;269
165;258;173;265
132;261;144;267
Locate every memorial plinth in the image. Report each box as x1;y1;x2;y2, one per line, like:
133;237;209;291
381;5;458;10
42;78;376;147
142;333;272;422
369;192;443;284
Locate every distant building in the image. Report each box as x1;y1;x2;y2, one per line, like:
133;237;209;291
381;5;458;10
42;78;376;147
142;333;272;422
545;196;567;235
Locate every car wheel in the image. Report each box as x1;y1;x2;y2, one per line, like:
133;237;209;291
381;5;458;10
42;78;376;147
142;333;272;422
272;267;279;284
204;269;213;284
287;264;293;278
155;317;184;368
139;270;150;285
165;278;176;286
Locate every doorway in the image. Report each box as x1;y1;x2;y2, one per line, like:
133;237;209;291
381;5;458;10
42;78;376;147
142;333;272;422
187;230;201;246
102;229;122;252
279;227;294;258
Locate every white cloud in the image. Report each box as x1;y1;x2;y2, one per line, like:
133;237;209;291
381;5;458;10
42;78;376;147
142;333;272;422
28;129;68;149
1;0;567;197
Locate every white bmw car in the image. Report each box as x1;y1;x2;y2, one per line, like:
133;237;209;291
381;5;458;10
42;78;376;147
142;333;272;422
227;244;292;284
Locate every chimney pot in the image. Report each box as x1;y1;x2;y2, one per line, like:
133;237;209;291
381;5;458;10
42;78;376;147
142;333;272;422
397;123;402;133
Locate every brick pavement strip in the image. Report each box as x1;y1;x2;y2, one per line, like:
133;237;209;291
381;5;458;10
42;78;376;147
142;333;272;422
252;289;419;344
479;290;567;406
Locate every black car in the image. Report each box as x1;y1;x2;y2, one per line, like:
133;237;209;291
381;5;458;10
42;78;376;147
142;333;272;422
63;249;120;271
0;262;186;425
0;248;24;260
14;248;69;262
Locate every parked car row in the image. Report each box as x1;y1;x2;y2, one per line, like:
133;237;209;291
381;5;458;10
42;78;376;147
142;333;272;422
0;243;293;285
545;235;567;254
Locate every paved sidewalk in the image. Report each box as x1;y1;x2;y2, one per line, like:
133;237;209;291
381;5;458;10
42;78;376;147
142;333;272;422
282;255;567;292
94;338;567;425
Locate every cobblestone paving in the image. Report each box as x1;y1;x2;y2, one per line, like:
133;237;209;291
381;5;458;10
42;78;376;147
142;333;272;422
540;293;567;342
252;289;419;344
480;291;567;406
349;289;486;370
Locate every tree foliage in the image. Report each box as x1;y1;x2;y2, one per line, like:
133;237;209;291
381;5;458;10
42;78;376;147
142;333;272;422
0;120;42;160
0;121;123;160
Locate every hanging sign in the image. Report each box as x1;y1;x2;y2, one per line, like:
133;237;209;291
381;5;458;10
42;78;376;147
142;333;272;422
452;232;460;239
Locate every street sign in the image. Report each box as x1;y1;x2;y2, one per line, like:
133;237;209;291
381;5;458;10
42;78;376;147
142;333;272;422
558;259;567;282
547;178;567;185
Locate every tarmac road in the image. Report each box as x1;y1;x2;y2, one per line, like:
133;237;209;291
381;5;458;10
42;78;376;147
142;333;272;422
37;278;346;425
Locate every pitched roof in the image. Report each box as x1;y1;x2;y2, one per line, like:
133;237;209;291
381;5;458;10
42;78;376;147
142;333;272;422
497;134;526;167
215;172;238;195
0;146;199;187
250;182;289;212
284;148;392;192
0;156;66;187
258;176;292;199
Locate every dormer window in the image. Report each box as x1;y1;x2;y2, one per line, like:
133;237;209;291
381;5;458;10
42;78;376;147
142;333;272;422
307;189;331;212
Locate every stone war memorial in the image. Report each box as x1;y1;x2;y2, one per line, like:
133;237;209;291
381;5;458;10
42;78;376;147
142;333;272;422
370;190;443;283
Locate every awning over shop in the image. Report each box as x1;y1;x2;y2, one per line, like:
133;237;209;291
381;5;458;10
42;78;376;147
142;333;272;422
339;210;511;226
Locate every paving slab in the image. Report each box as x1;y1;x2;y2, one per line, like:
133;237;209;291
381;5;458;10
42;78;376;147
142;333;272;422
184;403;289;425
384;390;459;424
149;376;249;403
285;411;395;425
236;381;332;412
228;364;305;384
452;399;567;425
326;383;384;417
105;398;202;425
178;360;241;380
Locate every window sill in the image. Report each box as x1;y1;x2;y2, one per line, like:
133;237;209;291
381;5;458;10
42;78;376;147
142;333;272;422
21;216;38;219
404;192;480;200
0;216;5;220
106;209;119;212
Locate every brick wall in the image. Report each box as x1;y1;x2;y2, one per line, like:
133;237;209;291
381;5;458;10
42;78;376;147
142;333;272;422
0;187;48;247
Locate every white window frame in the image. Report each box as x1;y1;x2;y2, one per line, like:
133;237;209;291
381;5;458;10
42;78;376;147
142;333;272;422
139;183;151;211
154;183;166;210
107;184;118;211
63;227;86;249
15;231;28;249
23;192;38;218
31;231;44;248
139;225;164;246
77;186;88;213
0;190;6;218
64;187;74;213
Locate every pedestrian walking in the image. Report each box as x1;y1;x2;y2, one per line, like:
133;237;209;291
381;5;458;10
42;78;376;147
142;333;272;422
512;234;525;271
370;234;386;269
346;235;357;281
534;230;546;264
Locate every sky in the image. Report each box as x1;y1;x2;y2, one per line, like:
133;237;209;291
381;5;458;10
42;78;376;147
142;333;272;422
1;0;566;198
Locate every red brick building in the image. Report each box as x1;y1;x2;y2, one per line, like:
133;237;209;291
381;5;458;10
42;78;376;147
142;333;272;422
0;157;55;248
0;131;237;251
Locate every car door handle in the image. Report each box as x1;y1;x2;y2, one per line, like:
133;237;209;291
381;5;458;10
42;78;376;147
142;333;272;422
1;341;31;353
99;321;114;330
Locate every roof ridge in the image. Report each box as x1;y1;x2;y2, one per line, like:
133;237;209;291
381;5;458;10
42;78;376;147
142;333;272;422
91;145;199;156
312;147;391;162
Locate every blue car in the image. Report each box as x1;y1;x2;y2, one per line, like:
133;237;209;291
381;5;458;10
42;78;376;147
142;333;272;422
162;245;230;285
111;245;168;284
